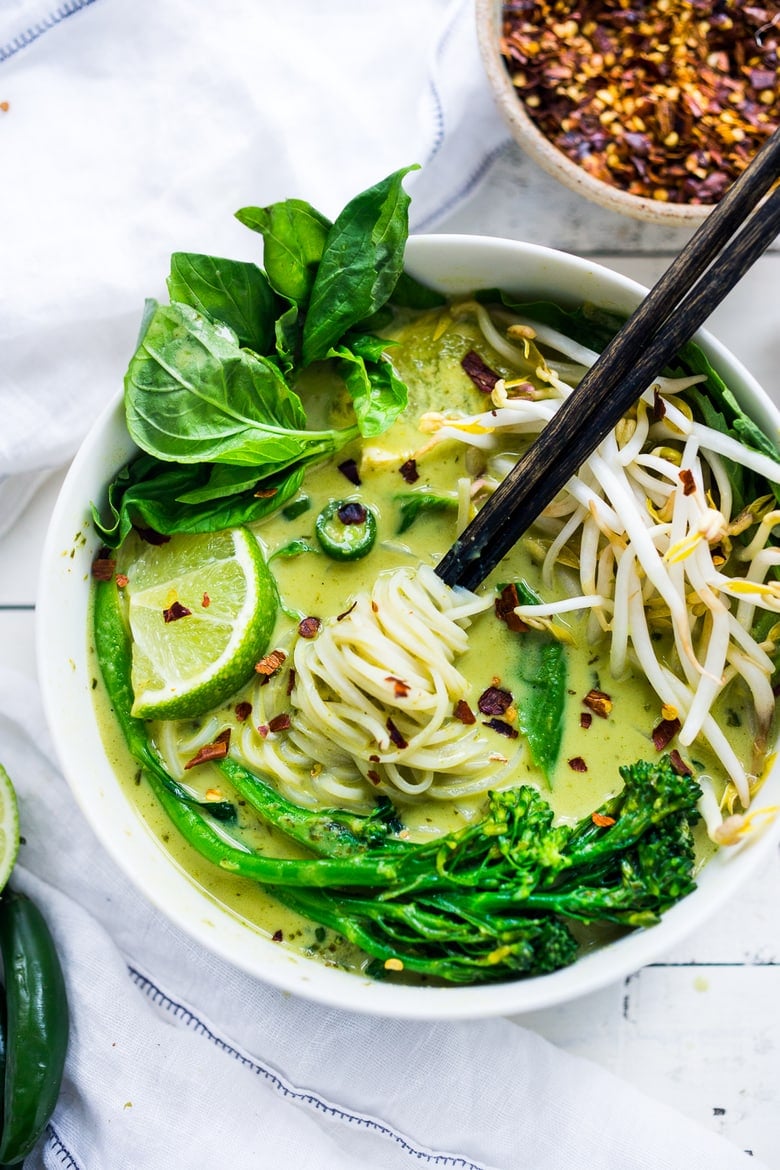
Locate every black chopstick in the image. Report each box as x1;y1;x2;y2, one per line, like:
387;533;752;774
436;129;780;593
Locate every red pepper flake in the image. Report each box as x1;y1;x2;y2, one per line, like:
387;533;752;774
668;748;693;777
369;754;380;763
286;668;296;696
184;729;231;770
337;458;361;486
115;574;129;588
336;602;357;622
678;468;696;496
652;388;667;423
592;812;616;827
568;756;588;772
483;718;519;739
454;699;476;725
386;718;409;750
256;724;269;739
386;676;411;698
253;487;278;499
477;685;513;716
367;769;381;785
271;929;283;942
268;713;291;733
134;526;170;545
202;592;211;608
399;458;419;484
652;717;681;751
494;583;528;633
256;649;287;677
298;616;321;639
0;102;9;113
91;554;116;582
337;502;367;525
462;349;500;394
580;711;593;730
583;689;613;719
163;600;192;623
235;701;252;723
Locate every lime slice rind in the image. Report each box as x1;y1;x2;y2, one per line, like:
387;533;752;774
0;764;20;893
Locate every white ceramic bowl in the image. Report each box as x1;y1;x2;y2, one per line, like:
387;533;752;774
37;234;780;1020
475;0;712;228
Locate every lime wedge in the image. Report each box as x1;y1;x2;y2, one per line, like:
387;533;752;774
0;765;20;893
125;527;277;720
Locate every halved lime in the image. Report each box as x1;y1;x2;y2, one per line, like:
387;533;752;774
125;527;277;720
0;765;20;893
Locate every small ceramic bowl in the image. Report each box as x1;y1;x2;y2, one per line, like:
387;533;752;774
476;0;716;228
37;234;780;1019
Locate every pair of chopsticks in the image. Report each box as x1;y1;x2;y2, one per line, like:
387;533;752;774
436;128;780;593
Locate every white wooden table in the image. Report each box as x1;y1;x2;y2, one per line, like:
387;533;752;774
3;138;779;1165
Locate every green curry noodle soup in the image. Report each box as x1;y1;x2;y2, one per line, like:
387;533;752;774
90;168;780;985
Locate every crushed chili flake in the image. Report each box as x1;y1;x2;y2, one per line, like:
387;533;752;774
115;573;129;588
592;812;616;827
184;729;231;769
369;754;380;763
271;929;283;942
134;526;170;545
669;748;693;777
454;699;477;725
678;468;696;495
399;458;420;484
580;711;593;730
253;487;278;499
255;648;287;676
583;688;613;718
483;717;519;739
0;102;9;113
91;555;116;582
499;1;780;205
256;724;269;738
235;701;253;722
286;668;296;696
477;685;514;716
386;718;409;750
337;502;367;525
494;583;529;633
652;716;682;751
337;458;361;486
268;713;292;733
461;349;501;393
163;600;192;623
386;676;411;698
652;388;667;423
298;616;321;639
336;601;357;622
202;592;211;608
367;769;382;785
568;756;588;772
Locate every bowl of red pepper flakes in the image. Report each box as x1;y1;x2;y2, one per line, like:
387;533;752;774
477;0;780;225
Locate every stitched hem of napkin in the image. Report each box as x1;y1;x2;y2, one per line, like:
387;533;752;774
0;0;100;66
46;1124;83;1169
129;965;496;1170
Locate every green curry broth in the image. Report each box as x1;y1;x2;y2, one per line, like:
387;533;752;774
92;305;759;975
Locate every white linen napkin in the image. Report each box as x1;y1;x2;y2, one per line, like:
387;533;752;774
1;668;763;1170
0;2;767;1167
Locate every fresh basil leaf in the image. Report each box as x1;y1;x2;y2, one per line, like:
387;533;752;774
391;270;446;309
274;301;302;376
329;334;408;437
394;492;457;535
301;165;418;365
268;539;319;563
167;253;276;353
235;199;331;306
125;301;357;467
93;454;305;546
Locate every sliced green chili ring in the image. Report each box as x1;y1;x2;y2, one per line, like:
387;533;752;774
0;889;69;1164
315;500;377;561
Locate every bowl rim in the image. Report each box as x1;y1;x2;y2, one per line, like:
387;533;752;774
36;232;780;1020
474;0;713;228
